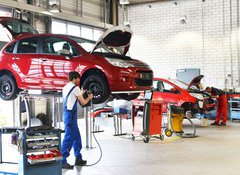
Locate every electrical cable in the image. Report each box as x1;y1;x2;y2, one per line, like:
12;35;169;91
84;99;103;166
174;117;197;138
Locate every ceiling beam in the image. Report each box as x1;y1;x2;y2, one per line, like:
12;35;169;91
0;0;112;29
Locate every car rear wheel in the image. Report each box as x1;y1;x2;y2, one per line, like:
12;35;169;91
82;75;110;104
114;93;140;101
0;75;18;101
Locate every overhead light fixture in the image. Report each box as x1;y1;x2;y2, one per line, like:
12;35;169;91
50;4;59;13
119;0;129;5
49;0;61;12
15;8;22;14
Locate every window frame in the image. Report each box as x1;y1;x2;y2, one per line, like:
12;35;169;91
15;36;39;54
40;36;81;57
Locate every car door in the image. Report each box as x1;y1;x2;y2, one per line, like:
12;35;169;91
38;36;80;90
152;80;182;113
9;36;41;89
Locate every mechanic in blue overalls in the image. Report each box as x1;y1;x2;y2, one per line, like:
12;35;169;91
61;71;93;169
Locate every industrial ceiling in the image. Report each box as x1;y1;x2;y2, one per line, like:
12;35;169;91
128;0;168;4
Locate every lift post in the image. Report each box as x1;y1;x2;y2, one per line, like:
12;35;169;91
85;105;94;149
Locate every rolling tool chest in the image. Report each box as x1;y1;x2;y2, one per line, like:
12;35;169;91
229;97;240;121
17;127;62;175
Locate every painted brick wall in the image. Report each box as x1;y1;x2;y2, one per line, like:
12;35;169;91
119;0;240;90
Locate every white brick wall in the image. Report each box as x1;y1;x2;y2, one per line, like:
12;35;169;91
119;0;240;90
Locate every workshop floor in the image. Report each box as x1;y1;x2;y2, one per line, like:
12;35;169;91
62;118;240;175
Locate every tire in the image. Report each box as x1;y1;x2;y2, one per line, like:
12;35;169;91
159;134;164;140
114;93;140;101
130;134;135;141
181;103;194;118
185;110;193;119
0;75;18;101
143;137;149;143
82;75;110;104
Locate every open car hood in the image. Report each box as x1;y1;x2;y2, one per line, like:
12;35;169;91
0;17;38;40
92;25;132;55
187;75;204;90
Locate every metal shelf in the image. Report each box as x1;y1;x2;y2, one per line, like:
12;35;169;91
27;141;59;148
18;129;62;175
26;134;58;140
229;98;240;120
27;156;62;164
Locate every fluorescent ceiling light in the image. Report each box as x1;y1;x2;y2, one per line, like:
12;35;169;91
50;4;59;12
119;0;129;5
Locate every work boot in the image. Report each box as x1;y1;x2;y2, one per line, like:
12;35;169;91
75;158;87;166
211;121;219;125
62;162;74;169
219;122;226;126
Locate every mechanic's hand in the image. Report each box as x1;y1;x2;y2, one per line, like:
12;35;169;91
88;93;94;100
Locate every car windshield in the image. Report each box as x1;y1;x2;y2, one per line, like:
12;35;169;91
68;36;113;53
167;79;189;90
4;19;38;35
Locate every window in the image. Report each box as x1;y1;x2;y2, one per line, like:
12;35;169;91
153;80;180;94
5;42;16;53
17;37;38;53
67;24;80;37
0;24;11;42
5;20;38;35
51;19;104;41
43;37;79;56
52;20;66;34
81;26;93;40
93;29;103;41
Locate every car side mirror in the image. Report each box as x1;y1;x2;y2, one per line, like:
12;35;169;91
59;53;73;60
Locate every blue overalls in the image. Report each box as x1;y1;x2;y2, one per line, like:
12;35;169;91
61;86;83;164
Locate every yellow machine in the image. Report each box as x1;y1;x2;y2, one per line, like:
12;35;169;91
165;105;184;137
170;106;184;133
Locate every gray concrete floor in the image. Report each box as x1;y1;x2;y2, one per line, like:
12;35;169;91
0;117;239;175
62;118;240;175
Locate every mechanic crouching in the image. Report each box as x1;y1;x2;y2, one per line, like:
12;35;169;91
61;71;94;169
205;87;228;126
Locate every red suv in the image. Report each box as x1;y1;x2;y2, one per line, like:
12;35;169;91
0;24;153;104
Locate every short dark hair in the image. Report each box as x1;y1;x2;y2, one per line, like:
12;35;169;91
205;86;211;92
68;71;80;81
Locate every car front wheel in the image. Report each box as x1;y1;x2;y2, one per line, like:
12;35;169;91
82;75;110;104
0;75;18;101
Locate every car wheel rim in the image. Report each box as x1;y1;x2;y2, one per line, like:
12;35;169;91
0;80;12;97
185;110;192;119
89;82;103;99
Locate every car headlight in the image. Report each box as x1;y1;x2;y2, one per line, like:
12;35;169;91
105;58;135;68
190;93;204;100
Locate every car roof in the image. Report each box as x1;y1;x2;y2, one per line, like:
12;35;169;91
14;33;92;41
2;33;93;54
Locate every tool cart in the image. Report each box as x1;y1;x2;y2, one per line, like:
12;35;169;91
141;100;164;143
229;97;240;121
17;127;62;175
130;99;164;143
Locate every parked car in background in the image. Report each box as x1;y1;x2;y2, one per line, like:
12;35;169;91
0;17;38;50
0;25;153;104
151;75;214;117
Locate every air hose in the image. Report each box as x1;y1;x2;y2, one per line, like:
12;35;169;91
84;99;103;166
